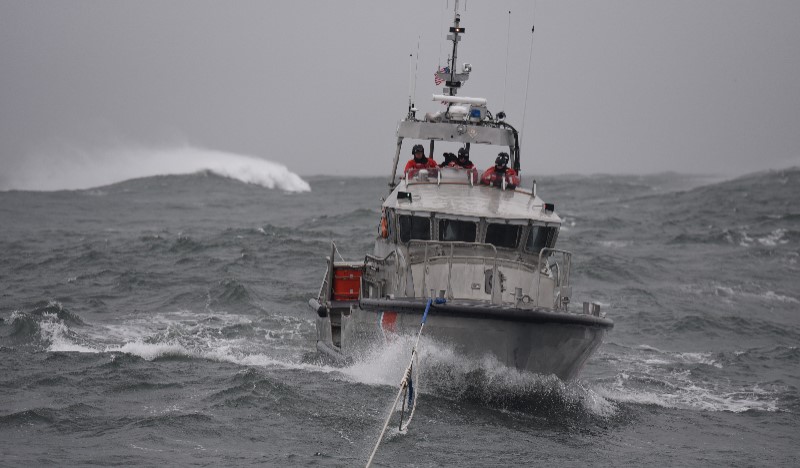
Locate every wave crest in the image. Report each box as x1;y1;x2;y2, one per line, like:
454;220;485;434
1;145;310;192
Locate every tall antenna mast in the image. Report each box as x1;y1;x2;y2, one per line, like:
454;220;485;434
448;0;461;96
434;0;470;97
502;10;511;111
521;23;535;146
407;37;421;118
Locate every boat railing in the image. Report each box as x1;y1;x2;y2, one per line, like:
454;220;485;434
408;240;502;304
316;242;338;304
362;241;573;310
538;248;573;310
404;167;478;187
362;249;403;299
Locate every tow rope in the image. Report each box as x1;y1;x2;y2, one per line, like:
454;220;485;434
365;297;445;468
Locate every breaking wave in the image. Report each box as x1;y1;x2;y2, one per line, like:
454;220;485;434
338;335;617;419
0;145;310;192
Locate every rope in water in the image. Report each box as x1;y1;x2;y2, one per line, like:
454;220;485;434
365;298;443;468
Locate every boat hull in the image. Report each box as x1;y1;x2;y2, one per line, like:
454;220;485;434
316;297;612;381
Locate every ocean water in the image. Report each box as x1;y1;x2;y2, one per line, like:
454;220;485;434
1;150;798;467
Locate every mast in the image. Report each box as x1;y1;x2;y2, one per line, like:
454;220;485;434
448;0;462;96
436;0;469;97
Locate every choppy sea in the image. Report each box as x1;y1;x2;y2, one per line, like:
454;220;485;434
1;149;798;467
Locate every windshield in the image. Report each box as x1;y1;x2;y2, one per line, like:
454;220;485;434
525;225;558;253
485;223;521;249
398;215;431;242
439;219;477;242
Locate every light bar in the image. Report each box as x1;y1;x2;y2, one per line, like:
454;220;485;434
432;95;488;106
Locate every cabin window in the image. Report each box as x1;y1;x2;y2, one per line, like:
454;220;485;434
438;219;477;242
525;225;558;253
386;209;395;240
485;223;521;249
398;215;431;243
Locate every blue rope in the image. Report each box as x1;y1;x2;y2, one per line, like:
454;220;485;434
422;297;446;324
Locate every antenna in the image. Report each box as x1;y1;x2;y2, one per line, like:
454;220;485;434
520;17;535;146
502;10;511;112
408;53;414;116
438;0;445;67
408;36;421;118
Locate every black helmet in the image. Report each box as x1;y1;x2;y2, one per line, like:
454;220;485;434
457;148;469;159
495;152;510;166
412;144;424;155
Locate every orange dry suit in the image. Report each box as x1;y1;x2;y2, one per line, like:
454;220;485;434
480;166;520;189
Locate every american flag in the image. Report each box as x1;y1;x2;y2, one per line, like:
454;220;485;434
434;66;450;85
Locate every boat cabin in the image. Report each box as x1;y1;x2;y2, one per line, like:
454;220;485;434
363;165;571;311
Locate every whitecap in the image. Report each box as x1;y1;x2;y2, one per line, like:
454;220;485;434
38;313;99;354
597;345;779;412
597;240;632;248
1;145;310;192
757;229;788;246
106;341;191;360
762;290;799;304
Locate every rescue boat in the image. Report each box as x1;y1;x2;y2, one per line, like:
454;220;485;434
309;2;612;381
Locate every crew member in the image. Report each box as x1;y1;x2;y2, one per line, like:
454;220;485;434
456;148;475;169
439;152;458;168
404;144;438;174
457;148;478;184
480;152;520;189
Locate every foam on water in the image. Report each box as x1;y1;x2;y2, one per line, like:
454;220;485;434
1;145;310;192
36;307;340;374
27;304;783;416
597;240;633;248
596;344;780;413
338;334;617;418
105;341;190;360
38;314;99;354
597;373;779;413
757;228;789;246
681;281;799;305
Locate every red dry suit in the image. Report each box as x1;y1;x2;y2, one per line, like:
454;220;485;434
480;166;520;189
404;156;438;175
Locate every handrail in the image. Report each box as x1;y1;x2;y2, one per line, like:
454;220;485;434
408;240;501;304
317;266;330;304
317;242;337;304
404;166;479;187
366;241;567;308
537;247;573;309
364;250;400;298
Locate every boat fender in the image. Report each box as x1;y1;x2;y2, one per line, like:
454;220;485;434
309;298;327;317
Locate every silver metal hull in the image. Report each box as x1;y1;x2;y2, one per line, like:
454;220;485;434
314;298;612;381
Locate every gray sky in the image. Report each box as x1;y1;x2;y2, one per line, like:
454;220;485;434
2;0;799;180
